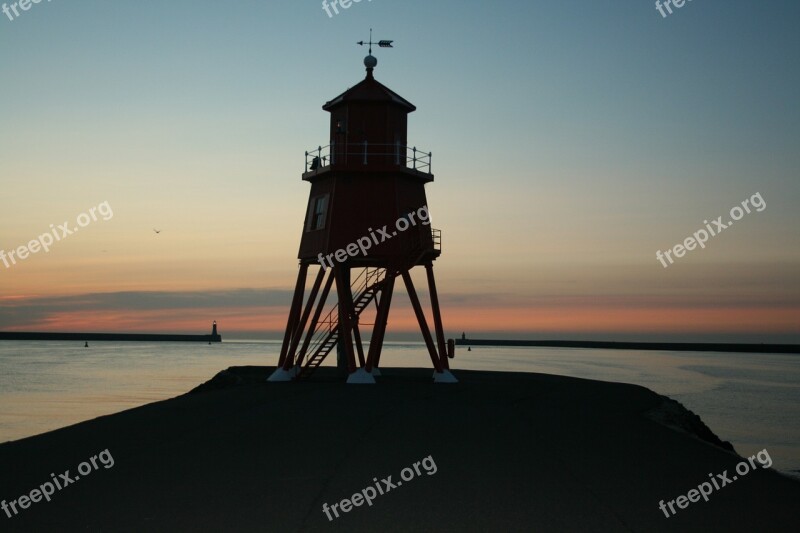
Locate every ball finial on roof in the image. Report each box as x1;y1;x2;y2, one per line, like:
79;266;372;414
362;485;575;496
364;54;377;69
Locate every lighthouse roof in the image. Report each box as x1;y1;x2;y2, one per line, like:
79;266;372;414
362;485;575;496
322;71;416;113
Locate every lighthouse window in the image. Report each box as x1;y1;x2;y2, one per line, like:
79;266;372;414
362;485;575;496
306;194;329;231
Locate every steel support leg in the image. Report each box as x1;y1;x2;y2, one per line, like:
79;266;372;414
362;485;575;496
425;263;449;370
367;275;395;372
335;266;358;374
352;321;366;368
287;266;325;364
279;263;308;370
402;270;443;373
296;269;335;367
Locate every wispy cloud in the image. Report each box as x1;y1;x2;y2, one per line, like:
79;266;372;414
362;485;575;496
0;289;292;330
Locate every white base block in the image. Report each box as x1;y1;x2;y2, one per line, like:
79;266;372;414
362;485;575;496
369;367;382;377
433;370;458;383
267;365;298;382
347;368;377;384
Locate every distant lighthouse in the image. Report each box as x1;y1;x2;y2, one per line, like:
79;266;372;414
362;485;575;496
209;321;221;342
269;35;456;384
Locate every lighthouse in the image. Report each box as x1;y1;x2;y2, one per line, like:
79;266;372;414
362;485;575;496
269;37;456;384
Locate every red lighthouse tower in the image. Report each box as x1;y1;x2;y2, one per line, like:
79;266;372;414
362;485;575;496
269;39;456;384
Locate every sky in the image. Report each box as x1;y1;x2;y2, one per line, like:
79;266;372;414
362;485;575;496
1;0;799;342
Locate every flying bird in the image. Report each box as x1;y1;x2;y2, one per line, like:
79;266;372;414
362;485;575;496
153;229;161;234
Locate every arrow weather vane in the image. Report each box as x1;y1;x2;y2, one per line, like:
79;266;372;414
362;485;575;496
357;28;393;55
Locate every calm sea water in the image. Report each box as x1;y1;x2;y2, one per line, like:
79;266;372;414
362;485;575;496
0;341;798;476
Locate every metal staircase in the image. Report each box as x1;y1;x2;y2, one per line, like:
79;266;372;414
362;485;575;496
291;225;441;380
296;267;387;379
295;245;434;379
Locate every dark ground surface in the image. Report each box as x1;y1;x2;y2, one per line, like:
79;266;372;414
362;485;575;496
0;367;798;532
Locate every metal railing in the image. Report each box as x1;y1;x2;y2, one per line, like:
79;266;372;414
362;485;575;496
305;142;432;174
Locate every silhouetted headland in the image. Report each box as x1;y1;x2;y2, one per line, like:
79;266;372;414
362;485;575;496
1;367;797;531
455;338;800;354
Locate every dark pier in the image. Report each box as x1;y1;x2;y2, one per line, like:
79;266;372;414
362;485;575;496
454;338;799;354
0;321;222;343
